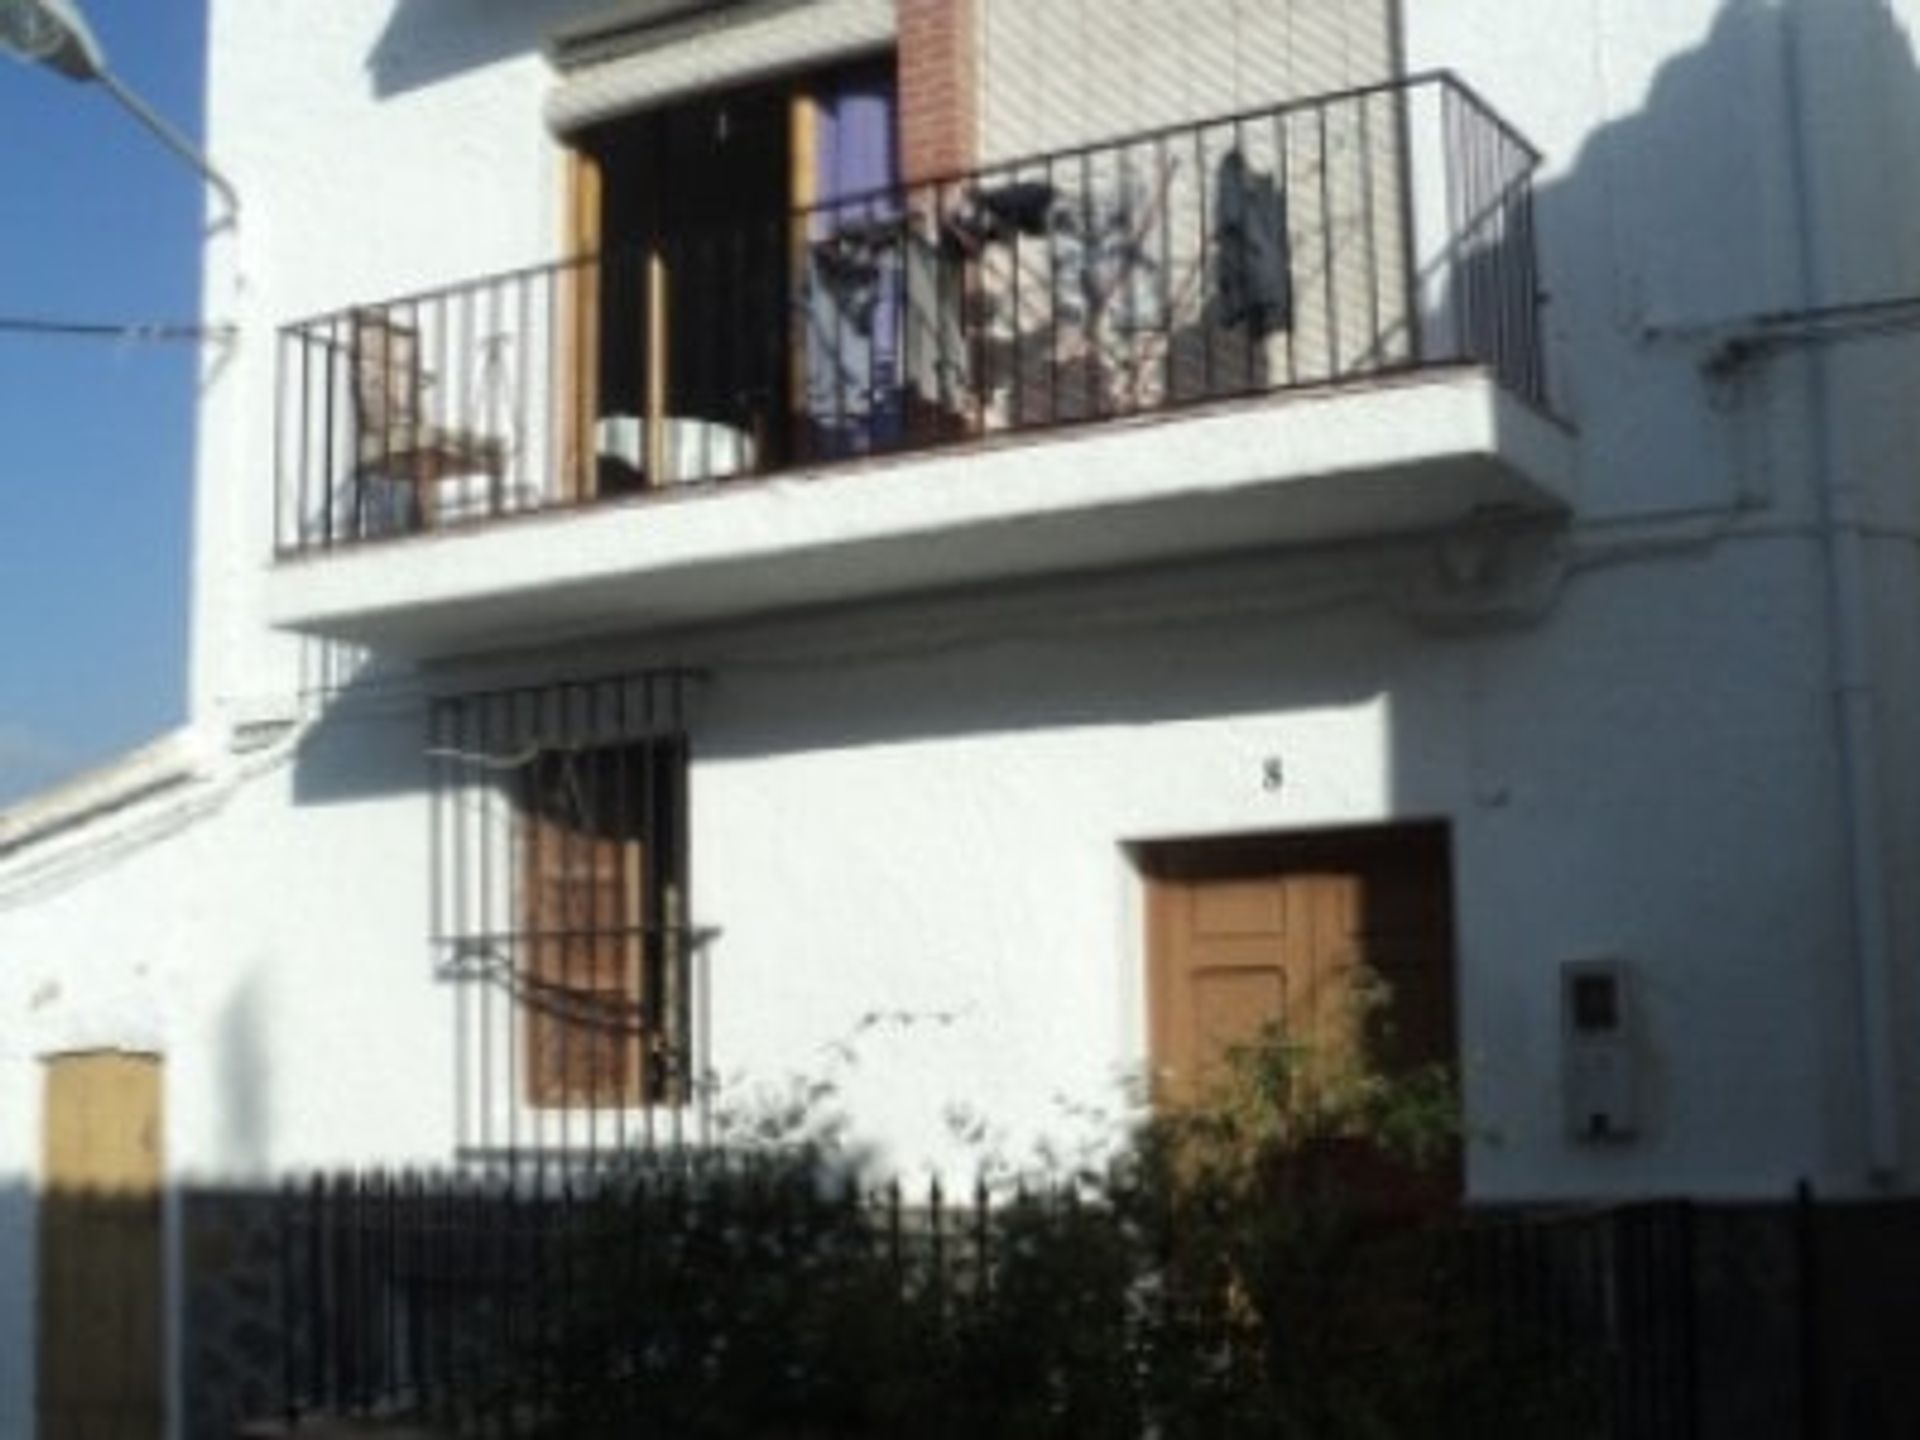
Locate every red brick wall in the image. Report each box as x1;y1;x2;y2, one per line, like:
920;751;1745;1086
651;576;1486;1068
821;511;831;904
897;0;976;183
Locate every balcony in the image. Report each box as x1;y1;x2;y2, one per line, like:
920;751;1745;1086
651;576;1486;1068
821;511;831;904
268;73;1573;657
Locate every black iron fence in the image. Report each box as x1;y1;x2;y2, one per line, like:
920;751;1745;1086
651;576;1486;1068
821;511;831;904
268;1165;1724;1438
275;72;1544;556
273;1165;999;1434
1465;1199;1699;1440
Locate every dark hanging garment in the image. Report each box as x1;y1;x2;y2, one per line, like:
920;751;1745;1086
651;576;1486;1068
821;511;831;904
1215;150;1291;336
939;181;1058;257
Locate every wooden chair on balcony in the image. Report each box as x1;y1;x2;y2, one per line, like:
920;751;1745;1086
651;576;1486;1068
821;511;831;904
349;308;507;535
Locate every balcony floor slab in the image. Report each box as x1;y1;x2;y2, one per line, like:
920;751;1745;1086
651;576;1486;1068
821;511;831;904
267;368;1575;658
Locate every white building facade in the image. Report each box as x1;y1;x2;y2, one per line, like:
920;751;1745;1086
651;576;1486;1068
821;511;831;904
5;0;1920;1432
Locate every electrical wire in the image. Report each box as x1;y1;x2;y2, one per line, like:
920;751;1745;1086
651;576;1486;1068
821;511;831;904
0;316;235;343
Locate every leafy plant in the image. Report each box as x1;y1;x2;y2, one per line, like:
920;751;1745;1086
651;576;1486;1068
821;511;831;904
473;1017;1599;1438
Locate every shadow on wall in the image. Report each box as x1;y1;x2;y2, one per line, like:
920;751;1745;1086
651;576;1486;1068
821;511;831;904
303;0;1920;814
367;0;609;98
688;551;1414;764
1521;0;1920;444
1408;0;1920;1168
287;545;1409;803
289;690;432;805
1;1179;1919;1437
0;1182;31;1440
11;1180;285;1440
13;1181;167;1440
217;974;273;1174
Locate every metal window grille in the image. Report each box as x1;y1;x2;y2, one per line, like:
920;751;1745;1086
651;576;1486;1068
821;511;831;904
429;670;700;1167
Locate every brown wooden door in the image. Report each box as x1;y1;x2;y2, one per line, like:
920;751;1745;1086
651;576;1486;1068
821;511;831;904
1144;825;1458;1194
36;1051;164;1440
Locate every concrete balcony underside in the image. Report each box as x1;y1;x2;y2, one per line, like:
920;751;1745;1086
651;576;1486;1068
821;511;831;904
266;369;1575;658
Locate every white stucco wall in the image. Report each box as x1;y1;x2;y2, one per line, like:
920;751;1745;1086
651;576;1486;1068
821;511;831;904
12;4;1920;1428
121;0;1920;1195
0;528;1866;1195
679;534;1855;1197
192;0;583;724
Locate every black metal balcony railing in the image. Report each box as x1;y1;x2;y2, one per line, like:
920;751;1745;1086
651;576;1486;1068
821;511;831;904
275;72;1543;556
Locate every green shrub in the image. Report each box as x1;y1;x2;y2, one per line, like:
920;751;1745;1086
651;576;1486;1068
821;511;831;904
496;1025;1598;1438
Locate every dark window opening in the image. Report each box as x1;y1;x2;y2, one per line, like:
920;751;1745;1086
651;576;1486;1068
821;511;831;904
574;57;903;489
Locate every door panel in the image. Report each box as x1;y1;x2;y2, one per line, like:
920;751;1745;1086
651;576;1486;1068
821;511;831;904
1190;875;1285;935
1192;964;1288;1068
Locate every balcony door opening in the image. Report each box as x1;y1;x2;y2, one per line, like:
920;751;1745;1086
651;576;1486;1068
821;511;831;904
570;58;902;496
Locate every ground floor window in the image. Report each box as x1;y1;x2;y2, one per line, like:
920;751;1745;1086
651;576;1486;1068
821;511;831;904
430;671;695;1164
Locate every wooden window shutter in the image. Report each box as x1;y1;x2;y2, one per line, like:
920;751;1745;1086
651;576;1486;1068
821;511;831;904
524;748;647;1108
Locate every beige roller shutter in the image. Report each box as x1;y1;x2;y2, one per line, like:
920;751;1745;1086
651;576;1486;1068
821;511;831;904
546;0;897;135
964;0;1411;424
978;0;1396;163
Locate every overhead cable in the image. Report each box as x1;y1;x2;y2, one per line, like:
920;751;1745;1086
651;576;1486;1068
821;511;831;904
0;315;235;343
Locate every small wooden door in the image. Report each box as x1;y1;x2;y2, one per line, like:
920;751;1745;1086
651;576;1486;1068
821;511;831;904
1143;825;1458;1192
36;1051;164;1440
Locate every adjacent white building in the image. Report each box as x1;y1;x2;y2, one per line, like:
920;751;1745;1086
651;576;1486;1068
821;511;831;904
5;0;1920;1433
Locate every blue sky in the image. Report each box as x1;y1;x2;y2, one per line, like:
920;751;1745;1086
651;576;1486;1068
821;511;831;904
0;1;204;804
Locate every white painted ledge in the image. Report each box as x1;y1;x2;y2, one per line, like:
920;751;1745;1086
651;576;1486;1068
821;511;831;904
266;369;1575;658
0;729;206;860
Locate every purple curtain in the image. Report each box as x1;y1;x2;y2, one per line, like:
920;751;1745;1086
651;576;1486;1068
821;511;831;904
807;72;903;454
818;79;896;212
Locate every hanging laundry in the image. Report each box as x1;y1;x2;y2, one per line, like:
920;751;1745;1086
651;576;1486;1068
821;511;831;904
940;180;1058;257
805;73;905;456
1214;150;1291;336
812;217;901;336
1050;163;1173;337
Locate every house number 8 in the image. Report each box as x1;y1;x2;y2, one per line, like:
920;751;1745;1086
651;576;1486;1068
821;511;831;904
1262;757;1284;792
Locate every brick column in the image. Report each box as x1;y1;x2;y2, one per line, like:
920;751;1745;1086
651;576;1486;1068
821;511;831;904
897;0;977;183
